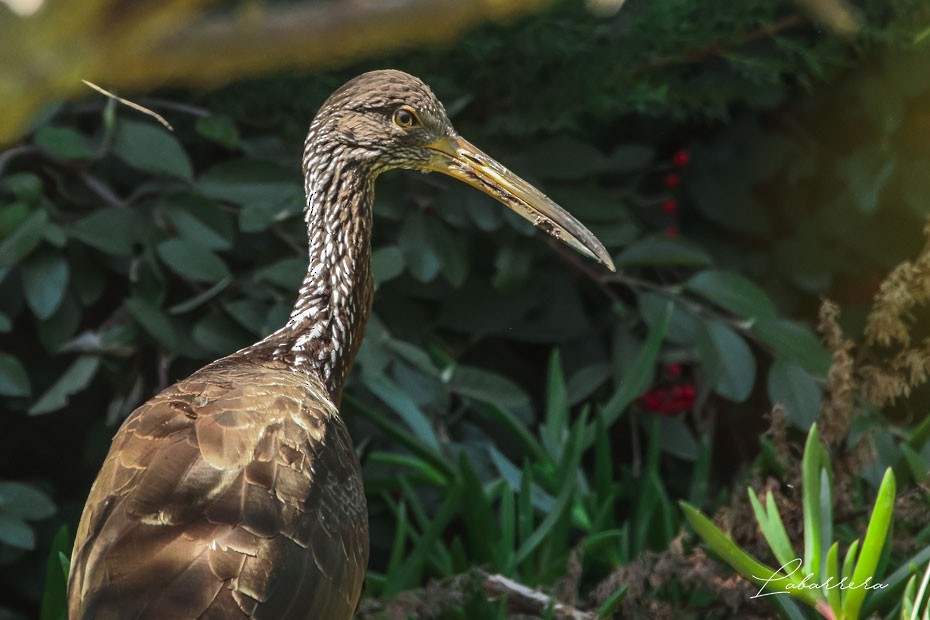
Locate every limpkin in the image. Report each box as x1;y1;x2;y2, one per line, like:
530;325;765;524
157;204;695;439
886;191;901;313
67;70;615;619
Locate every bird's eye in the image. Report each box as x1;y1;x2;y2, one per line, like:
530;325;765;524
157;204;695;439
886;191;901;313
392;107;419;129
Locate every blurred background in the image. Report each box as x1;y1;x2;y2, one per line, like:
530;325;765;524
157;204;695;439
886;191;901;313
2;0;930;618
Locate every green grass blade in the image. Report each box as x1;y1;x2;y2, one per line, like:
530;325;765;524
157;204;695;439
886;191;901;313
518;461;534;548
344;394;452;478
824;541;840;614
586;301;670;447
514;413;587;566
862;543;930;615
542;350;568;461
597;586;628;617
368;451;448;486
383;489;461;597
842;467;896;620
499;485;516;574
747;488;798;578
476;401;549;464
802;424;824;578
680;501;818;605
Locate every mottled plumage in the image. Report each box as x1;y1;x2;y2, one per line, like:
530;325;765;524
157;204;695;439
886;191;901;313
69;70;613;620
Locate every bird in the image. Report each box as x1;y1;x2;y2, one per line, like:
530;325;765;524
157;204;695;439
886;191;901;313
67;69;615;619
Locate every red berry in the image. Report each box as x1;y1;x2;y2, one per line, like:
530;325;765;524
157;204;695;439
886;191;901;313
673;149;690;167
664;173;680;188
666;363;682;378
662;199;678;215
664;227;680;238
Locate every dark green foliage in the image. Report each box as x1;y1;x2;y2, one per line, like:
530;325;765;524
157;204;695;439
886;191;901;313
2;0;930;617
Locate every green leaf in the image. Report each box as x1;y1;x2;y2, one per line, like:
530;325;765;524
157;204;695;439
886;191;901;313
222;298;269;334
34;126;94;159
696;320;756;403
0;513;34;549
747;488;799;581
125;297;177;351
258;257;305;290
428;217;468;287
514;431;581;564
0;202;30;239
28;355;100;415
0;482;55;520
0;209;47;268
192;312;252;355
70;207;145;255
198;159;299;207
372;246;405;285
398;211;440;282
40;526;71;620
157;238;230;283
767;361;822;429
542;351;568;461
606;143;655;173
195;115;239;148
477;404;547;464
566;363;609;405
801;425;828;579
824;542;841;614
21;250;69;319
842;468;896;619
835;147;895;215
113;120;193;181
686;270;776;319
615;236;711;267
344;394;450;480
680;501;817;603
365;374;440;451
1;173;43;203
658;417;698;461
593;302;670;441
168;277;231;314
752;318;832;376
638;292;697;345
36;294;81;352
448;366;530;409
0;353;30;397
520;136;608;180
162;196;235;251
597;587;628;618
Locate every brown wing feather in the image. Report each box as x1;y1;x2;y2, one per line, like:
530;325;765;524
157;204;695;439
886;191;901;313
68;357;368;620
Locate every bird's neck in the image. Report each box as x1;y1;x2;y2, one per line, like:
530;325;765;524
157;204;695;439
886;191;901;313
269;145;376;399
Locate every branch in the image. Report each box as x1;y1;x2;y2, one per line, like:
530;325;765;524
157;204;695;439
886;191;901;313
642;13;808;73
484;573;597;620
1;0;555;144
356;568;599;619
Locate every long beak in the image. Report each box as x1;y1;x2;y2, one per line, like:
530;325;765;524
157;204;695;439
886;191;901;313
425;134;616;272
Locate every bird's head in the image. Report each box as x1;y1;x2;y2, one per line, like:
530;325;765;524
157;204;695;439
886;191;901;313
308;70;615;271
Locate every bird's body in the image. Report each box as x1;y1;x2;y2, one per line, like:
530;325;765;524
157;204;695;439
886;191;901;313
68;70;613;619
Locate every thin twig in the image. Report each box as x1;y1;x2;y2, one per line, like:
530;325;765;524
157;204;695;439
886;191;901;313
78;171;126;208
0;145;40;175
643;13;808;72
82;80;175;131
483;573;597;620
551;241;621;303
